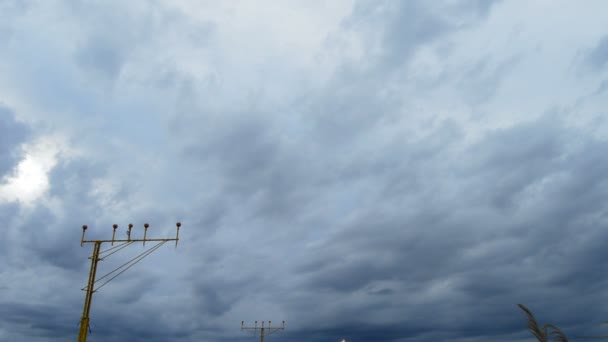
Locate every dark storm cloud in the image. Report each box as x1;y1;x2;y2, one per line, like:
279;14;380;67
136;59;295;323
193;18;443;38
3;1;608;342
68;1;216;88
79;305;195;342
296;0;503;149
463;116;568;209
68;2;167;83
75;34;129;80
175;0;496;227
178;107;325;227
67;1;139;79
0;104;29;262
170;0;503;237
275;116;608;341
457;54;521;105
192;280;245;317
336;0;512;112
0;202;20;263
586;35;608;70
47;158;106;197
0;104;28;177
165;3;536;341
0;302;76;339
594;79;608;95
289;322;435;342
345;0;500;72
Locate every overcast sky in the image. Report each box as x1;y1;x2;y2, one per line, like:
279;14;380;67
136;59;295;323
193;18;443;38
1;1;608;341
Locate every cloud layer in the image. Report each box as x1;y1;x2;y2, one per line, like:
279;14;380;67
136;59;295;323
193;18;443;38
1;1;608;341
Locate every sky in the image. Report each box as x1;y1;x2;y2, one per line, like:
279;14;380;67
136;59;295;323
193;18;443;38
1;0;608;341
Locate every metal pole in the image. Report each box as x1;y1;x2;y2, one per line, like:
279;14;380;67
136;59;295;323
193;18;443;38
77;223;182;341
78;241;101;342
241;320;284;342
260;325;264;342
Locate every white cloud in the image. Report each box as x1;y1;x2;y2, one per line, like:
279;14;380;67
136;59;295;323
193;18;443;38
0;136;62;205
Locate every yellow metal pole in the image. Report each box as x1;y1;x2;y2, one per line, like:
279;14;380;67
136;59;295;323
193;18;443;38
175;222;181;247
127;223;133;241
111;224;117;245
77;222;182;340
260;324;264;342
143;223;149;247
80;225;87;247
241;320;284;342
78;241;101;342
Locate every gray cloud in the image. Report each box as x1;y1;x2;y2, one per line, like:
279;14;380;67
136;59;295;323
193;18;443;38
0;302;76;340
586;35;608;70
276;115;608;340
2;1;608;341
0;104;28;177
68;2;146;81
0;202;20;265
75;34;129;81
0;105;29;263
456;54;521;105
344;0;500;74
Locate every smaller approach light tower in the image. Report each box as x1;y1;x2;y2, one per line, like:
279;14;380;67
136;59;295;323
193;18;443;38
241;320;285;342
